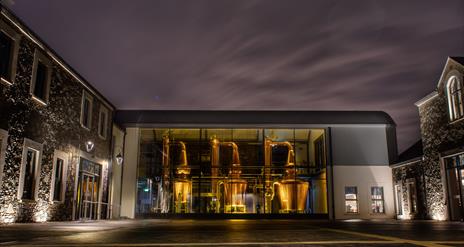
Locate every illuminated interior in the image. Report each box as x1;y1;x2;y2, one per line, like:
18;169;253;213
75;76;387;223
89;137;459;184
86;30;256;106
136;128;328;215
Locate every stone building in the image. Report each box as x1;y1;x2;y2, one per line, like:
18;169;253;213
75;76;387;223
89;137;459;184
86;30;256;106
0;6;121;223
392;56;464;221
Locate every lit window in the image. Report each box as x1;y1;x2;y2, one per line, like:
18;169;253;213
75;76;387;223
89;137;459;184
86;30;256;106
371;186;384;214
345;186;358;213
22;148;39;200
80;91;93;129
98;107;108;139
447;76;464;121
0;31;13;81
30;51;51;104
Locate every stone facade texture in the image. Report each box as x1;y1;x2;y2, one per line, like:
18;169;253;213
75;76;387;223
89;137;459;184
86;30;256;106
0;11;113;223
392;161;427;219
393;58;464;220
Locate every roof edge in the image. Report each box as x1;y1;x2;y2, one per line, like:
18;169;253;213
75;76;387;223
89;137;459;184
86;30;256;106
390;156;422;168
0;4;116;110
415;91;438;107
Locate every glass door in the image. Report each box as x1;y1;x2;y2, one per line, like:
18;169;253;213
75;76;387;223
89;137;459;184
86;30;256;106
76;158;101;220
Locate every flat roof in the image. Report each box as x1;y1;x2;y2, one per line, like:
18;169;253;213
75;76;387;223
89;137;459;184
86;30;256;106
115;110;395;127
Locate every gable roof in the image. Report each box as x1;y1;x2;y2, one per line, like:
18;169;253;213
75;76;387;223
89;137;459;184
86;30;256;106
416;56;464;107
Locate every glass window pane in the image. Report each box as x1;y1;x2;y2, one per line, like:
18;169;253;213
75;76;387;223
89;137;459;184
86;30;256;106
83;98;90;127
371;186;384;213
0;31;12;79
136;128;327;215
372;200;384;213
22;149;37;200
33;62;48;100
53;158;64;201
345;200;358;213
345;186;357;199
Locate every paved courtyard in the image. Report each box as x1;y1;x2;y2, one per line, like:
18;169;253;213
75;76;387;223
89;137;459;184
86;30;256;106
1;219;464;246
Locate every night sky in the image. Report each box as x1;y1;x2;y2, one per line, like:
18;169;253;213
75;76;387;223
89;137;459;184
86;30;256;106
7;0;464;152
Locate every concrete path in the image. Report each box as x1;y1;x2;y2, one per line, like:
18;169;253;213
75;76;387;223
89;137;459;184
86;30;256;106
1;219;463;246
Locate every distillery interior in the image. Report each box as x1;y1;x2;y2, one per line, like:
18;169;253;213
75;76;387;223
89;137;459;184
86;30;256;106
136;128;328;216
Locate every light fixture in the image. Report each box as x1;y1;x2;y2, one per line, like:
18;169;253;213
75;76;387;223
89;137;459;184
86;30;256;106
116;152;123;165
85;141;94;152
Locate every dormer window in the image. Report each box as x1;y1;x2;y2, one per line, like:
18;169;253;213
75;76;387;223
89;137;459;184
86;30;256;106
447;76;464;121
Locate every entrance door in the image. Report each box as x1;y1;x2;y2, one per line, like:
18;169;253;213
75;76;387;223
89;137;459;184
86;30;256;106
445;155;464;221
76;158;101;220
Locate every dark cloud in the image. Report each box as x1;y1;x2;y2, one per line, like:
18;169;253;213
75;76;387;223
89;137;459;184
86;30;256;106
9;0;464;151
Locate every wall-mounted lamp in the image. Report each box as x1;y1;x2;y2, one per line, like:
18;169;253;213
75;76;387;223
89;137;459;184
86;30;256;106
85;141;94;152
116;152;123;165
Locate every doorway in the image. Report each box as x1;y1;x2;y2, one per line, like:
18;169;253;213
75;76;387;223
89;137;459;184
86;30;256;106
445;154;464;221
77;158;102;220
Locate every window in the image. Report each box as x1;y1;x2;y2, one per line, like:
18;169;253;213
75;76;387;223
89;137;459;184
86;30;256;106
98;107;109;139
50;150;67;202
0;22;19;85
80;91;93;129
371;186;384;214
22;148;39;200
19;139;42;200
345;186;358;213
0;31;13;81
447;76;464;121
30;51;51;104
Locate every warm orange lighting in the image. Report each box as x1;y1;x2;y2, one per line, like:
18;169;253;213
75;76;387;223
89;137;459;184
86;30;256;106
174;179;191;213
265;138;310;213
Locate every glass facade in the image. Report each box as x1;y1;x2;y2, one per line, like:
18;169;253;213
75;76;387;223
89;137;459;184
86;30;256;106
136;128;328;215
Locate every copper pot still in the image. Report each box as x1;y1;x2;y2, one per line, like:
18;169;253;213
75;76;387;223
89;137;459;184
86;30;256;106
276;178;309;213
173;179;192;213
223;177;247;213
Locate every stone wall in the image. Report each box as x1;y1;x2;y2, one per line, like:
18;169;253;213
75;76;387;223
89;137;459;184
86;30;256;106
0;12;113;223
417;59;464;220
392;161;428;219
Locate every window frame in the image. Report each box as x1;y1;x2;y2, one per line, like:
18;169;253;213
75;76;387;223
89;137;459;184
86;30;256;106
98;106;109;140
80;90;93;130
394;184;403;216
447;75;464;122
0;129;8;187
405;179;417;215
30;50;52;105
370;186;385;214
0;19;20;86
18;138;43;201
49;150;68;203
344;186;359;214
